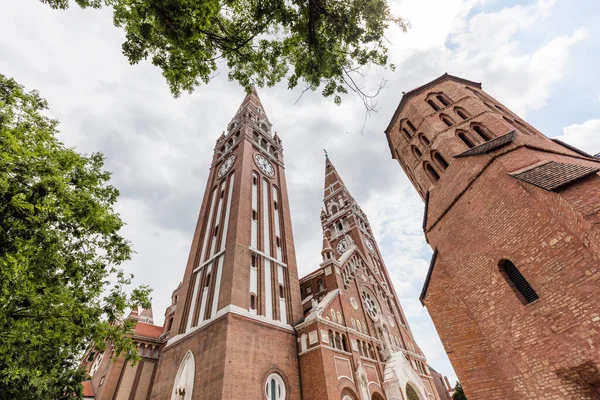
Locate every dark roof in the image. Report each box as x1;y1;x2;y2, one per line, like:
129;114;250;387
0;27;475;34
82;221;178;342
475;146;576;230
419;249;438;305
551;138;596;159
596;153;600;158
454;131;516;158
384;73;482;134
512;161;599;191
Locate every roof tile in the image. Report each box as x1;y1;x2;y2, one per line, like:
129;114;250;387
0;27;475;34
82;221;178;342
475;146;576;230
512;161;599;191
454;130;516;158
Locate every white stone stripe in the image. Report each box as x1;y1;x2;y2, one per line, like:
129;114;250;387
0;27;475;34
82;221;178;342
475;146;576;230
199;189;218;264
219;173;235;251
249;247;287;268
185;272;201;332
210;255;224;318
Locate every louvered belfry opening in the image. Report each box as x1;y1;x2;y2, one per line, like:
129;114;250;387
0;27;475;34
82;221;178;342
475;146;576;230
500;259;539;304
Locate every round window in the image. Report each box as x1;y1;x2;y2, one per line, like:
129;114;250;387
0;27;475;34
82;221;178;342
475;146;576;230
265;373;286;400
361;290;380;321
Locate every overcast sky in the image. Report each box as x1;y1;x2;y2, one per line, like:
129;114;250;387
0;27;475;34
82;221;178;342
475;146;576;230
2;0;599;386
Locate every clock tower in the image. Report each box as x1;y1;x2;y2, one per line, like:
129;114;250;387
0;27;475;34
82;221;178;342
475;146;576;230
150;89;303;400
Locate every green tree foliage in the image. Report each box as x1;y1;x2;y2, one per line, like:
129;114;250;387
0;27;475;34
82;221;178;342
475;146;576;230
453;382;468;400
40;0;408;107
0;74;152;400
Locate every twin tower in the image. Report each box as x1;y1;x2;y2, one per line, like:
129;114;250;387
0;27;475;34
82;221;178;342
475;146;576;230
149;73;600;400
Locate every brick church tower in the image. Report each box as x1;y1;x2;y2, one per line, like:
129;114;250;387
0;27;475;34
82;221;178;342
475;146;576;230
385;74;600;399
295;156;441;400
150;89;303;400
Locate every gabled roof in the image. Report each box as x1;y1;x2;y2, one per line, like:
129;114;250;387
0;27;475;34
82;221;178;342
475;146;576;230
454;130;516;158
134;322;164;339
384;73;482;135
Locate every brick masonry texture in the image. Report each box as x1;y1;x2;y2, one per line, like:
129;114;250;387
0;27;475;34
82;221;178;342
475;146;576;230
385;74;600;400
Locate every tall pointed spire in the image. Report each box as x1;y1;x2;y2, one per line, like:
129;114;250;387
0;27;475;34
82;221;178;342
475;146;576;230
232;86;269;122
323;153;347;197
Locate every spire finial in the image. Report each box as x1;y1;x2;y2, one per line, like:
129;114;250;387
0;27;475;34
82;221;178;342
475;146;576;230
323;149;328;158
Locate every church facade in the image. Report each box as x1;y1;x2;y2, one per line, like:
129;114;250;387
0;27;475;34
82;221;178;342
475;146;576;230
82;89;444;400
385;74;600;399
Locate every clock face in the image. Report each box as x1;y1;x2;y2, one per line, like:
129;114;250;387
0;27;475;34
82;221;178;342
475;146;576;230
254;154;275;177
364;238;375;254
336;238;348;255
217;155;236;178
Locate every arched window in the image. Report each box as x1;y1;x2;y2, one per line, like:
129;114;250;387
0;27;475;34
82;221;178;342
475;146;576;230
499;259;539;304
402;128;412;140
368;344;374;359
329;330;335;348
457;130;475;148
335;332;343;350
433;152;449;170
358;341;365;357
411;145;422;160
265;373;286;400
172;351;195;400
440;114;454;127
317;279;324;292
419;134;430;147
495;104;507;113
250;294;256;310
406;120;417;133
424;162;440;183
427;99;440;112
356;321;362;333
472;124;491;141
514;119;534;134
454;107;469;120
331;204;339;214
342;335;349;352
351;318;356;330
503;116;518;131
330;309;336;320
436;94;451;107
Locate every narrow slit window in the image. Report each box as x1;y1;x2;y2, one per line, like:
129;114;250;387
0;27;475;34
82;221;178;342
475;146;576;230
205;274;211;288
412;145;422;160
499;259;539;304
274;201;278;211
419;134;430;146
279;284;284;298
436;94;450;107
406;120;417;133
427;99;440;112
250;294;256;310
473;125;491;141
424;162;440;183
252;210;257;221
433;152;449;170
251;254;256;268
455;108;469;120
441;114;454;127
402;128;412;140
458;131;475;148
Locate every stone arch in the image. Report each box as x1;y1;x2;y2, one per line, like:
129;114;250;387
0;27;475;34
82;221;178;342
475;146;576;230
371;392;386;400
340;386;359;400
171;350;195;400
406;382;422;400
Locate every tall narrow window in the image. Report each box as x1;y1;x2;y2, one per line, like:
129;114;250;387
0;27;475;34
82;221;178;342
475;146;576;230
265;373;286;400
250;294;256;310
205;274;211;288
483;102;495;112
252;210;258;221
412;145;422;160
419;134;430;147
436;94;450;107
455;107;469;120
406;120;417;133
424;162;440;183
433;152;449;170
279;284;284;298
402;128;412;140
499;259;539;304
495;104;507;113
472;124;491;141
440;114;454;127
427;99;440;112
457;131;475;148
251;254;256;268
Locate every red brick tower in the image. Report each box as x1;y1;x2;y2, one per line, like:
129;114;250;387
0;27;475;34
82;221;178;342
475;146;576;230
151;89;303;400
295;156;441;400
384;74;600;399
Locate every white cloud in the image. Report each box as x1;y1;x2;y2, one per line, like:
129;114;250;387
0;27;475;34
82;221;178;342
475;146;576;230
0;0;595;388
556;119;600;156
